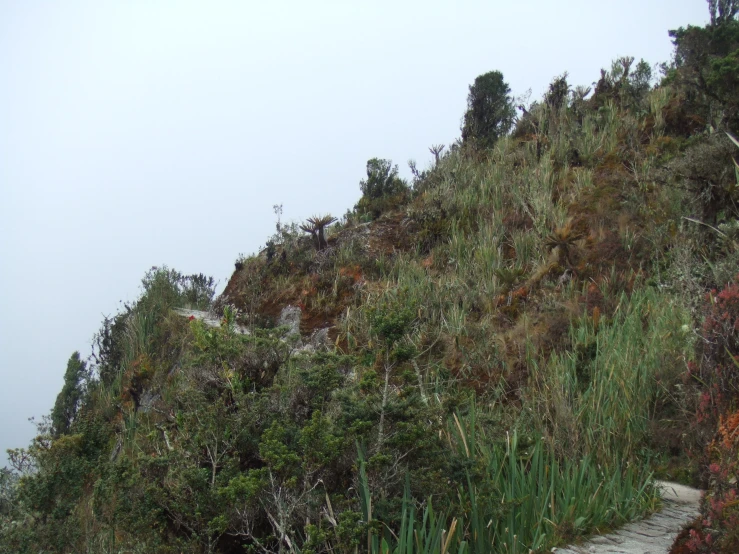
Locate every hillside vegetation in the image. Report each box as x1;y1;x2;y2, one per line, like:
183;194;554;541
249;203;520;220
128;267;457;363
3;5;739;553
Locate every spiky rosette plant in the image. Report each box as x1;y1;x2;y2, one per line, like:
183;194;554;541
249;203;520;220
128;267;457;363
544;221;586;266
300;214;337;251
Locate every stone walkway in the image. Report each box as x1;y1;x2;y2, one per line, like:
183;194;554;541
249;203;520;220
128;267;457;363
553;481;701;554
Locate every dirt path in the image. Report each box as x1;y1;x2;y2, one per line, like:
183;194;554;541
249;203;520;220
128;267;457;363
553;481;701;554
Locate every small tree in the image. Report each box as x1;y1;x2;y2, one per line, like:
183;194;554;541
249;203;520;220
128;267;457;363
592;57;652;111
367;298;417;450
545;73;570;111
360;159;406;200
667;6;739;128
461;70;516;148
50;352;89;437
180;273;216;309
355;158;409;219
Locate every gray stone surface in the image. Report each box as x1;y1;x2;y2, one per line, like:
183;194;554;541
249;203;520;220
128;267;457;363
552;481;701;554
277;305;302;338
175;306;321;353
137;390;159;413
309;327;330;349
173;308;250;334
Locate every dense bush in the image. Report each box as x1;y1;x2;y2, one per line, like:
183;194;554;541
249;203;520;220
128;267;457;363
590;56;653;112
678;409;739;553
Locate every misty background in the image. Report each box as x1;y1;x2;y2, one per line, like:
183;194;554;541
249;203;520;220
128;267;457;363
0;1;708;465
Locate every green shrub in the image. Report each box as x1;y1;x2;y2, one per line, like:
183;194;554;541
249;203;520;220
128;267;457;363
355;158;410;219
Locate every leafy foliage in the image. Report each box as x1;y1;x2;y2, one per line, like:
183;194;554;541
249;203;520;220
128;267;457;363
592;56;653;112
686;276;739;450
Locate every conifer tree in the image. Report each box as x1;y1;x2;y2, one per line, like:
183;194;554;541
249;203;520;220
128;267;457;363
461;70;516;148
50;352;88;437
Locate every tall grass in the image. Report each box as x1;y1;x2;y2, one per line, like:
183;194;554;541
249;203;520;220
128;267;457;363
363;404;659;554
532;287;692;461
334;91;691;554
472;220;504;291
570;167;593;199
649;87;671;136
121;311;154;371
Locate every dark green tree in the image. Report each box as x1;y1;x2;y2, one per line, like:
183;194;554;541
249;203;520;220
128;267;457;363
360;159;406;200
545;73;570;111
667;4;739;128
50;352;89;437
92;311;128;386
355;158;409;218
461;71;516;148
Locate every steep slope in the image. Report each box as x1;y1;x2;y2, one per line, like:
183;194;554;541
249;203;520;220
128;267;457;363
3;14;739;554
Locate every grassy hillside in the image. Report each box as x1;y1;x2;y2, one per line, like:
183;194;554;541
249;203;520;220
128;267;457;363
3;7;739;554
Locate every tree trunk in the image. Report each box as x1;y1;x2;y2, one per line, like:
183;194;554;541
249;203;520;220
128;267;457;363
377;358;392;449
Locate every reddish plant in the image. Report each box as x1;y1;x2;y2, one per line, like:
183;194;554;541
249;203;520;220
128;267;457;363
690;276;739;425
675;410;739;553
674;275;739;553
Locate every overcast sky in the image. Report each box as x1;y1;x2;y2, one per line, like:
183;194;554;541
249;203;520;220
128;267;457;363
0;1;709;465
